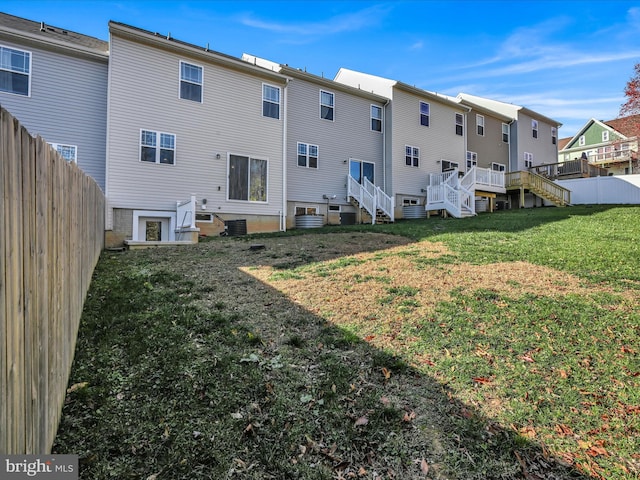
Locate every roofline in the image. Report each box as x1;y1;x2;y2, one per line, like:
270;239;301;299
279;65;389;103
564;118;625;148
395;81;470;111
455;96;513;122
108;21;288;84
0;24;108;61
518;106;562;128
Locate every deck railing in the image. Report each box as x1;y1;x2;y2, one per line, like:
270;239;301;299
506;171;571;206
347;175;394;223
531;159;608;179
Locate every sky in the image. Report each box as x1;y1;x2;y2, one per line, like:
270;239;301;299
3;0;639;137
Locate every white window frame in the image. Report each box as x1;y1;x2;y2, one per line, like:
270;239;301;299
0;45;31;97
295;205;318;215
602;130;609;142
491;162;506;172
262;83;281;119
466;151;477;169
441;160;459;172
579;135;586;146
371;104;382;132
502;123;510;143
179;60;203;103
524;152;533;168
419;101;430;127
50;143;78;163
455;113;464;136
227;153;268;203
140;130;176;165
195;213;214;223
297;142;318;169
320;90;334;121
532;119;538;139
405;145;419;167
551;127;557;145
476;114;485;136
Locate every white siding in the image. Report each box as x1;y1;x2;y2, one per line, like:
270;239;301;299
285;75;385;204
106;33;286;218
0;38;108;189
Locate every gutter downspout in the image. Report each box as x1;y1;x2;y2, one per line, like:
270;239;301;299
281;78;290;231
382;99;390;194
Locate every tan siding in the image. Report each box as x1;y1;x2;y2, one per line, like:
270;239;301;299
107;35;285;218
466;110;510;169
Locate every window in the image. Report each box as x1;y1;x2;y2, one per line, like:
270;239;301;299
179;61;202;102
524;152;533;168
320;90;334;121
579;135;586;146
602;131;609;142
263;84;280;119
228;154;267;202
140;130;175;164
350;159;374;184
195;213;213;223
50;143;77;163
551;127;557;145
466;151;477;169
405;145;419;167
419;102;430;127
502;123;510;143
441;160;459;172
455;113;464;136
297;142;318;168
476;114;485;136
403;198;419;205
0;45;31;96
328;204;341;212
371;105;382;132
491;162;506;172
532;119;538;139
295;206;317;215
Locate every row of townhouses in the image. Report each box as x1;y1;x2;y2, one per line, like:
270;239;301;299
1;12;568;247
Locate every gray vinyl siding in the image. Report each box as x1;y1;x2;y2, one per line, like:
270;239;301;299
285;77;384;203
390;88;466;196
515;112;558;170
106;34;285;216
0;38;107;189
466;110;509;170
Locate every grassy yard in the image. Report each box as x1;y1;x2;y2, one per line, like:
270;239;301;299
54;205;640;479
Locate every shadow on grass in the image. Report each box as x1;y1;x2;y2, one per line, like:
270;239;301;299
53;235;592;479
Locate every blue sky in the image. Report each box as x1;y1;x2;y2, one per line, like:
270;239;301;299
4;1;639;136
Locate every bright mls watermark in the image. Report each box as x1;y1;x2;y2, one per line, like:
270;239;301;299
0;456;78;479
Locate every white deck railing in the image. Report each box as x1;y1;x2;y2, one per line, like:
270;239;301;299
347;175;395;223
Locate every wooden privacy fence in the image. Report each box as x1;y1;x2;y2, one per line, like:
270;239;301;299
0;107;105;454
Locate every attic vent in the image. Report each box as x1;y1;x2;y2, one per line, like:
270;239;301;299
40;21;45;32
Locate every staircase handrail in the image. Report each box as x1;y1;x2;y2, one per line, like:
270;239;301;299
176;195;196;229
506;171;571;205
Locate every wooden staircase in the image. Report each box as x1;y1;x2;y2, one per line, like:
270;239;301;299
505;171;571;207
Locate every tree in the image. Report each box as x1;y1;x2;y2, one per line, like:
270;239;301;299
618;63;640;142
620;63;640;117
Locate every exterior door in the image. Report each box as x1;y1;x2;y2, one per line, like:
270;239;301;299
349;159;375;184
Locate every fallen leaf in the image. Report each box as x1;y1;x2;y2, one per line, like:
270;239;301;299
554;424;574;436
403;410;416;422
472;376;492;384
380;396;391;406
519;426;536;438
381;367;391;381
231;412;243;419
420;458;429;474
586;446;609;457
358;466;367;476
520;355;535;363
67;382;88;393
354;416;369;426
364;335;376;342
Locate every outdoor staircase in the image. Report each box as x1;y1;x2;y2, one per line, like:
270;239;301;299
505;171;571;207
347;175;395;224
425;166;506;218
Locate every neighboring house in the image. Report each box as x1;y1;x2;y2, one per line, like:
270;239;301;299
242;54;389;227
0;12;108;190
559;116;639;175
105;22;288;246
334;68;471;218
